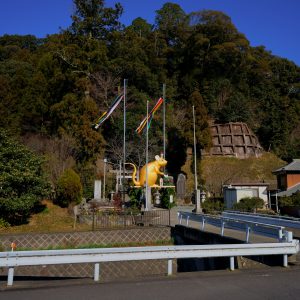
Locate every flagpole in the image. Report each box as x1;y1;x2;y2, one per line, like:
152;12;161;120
192;105;198;189
145;100;149;211
193;105;201;213
123;79;127;205
163;83;166;159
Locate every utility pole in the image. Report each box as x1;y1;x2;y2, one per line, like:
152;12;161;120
193;105;201;213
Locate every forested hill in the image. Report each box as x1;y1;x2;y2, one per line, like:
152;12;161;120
1;1;299;179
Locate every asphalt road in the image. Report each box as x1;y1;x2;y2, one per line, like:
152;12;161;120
2;267;300;300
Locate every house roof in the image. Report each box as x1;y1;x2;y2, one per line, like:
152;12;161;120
224;183;269;188
272;159;300;174
276;183;300;197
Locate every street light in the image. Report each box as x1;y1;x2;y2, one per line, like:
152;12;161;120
103;158;107;201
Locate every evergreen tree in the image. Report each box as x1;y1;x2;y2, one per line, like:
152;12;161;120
0;130;50;225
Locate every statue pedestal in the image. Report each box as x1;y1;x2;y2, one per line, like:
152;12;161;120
195;189;202;213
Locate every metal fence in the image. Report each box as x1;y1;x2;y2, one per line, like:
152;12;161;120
88;209;171;229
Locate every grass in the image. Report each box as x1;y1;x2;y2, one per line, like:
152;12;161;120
0;199;91;234
12;239;174;252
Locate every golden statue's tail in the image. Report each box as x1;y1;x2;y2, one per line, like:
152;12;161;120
125;163;141;186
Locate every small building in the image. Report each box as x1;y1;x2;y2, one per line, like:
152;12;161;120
272;159;300;197
223;183;269;209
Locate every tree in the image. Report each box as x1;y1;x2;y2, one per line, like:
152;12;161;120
0;130;50;225
185;90;211;150
69;0;123;39
155;2;188;47
166;127;187;177
128;17;152;38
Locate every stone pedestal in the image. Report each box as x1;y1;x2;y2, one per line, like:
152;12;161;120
94;180;102;201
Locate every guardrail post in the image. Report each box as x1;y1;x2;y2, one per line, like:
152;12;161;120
7;267;14;286
179;214;182;224
283;255;288;267
202;217;205;231
94;263;100;281
246;225;251;243
167;259;172;275
285;231;293;242
186;216;190;227
221;221;225;236
230;257;235;271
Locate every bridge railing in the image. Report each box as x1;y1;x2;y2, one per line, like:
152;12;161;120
222;211;300;230
1;240;298;286
177;211;292;242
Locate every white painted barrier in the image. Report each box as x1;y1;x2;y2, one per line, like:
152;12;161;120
1;241;299;286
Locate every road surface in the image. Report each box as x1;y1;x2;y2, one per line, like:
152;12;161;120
2;266;300;300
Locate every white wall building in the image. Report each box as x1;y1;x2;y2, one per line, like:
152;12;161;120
223;183;269;209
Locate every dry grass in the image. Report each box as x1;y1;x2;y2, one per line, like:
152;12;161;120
0;200;90;234
201;152;285;195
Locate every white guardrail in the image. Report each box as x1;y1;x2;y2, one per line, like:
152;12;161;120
1;241;299;286
177;211;292;242
222;211;300;230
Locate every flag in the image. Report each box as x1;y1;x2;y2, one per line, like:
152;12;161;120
94;94;124;129
136;97;164;134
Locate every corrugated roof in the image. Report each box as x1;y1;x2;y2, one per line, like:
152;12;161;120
276;183;300;197
273;159;300;174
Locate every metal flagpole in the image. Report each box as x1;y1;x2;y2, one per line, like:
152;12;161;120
193;105;201;213
145;100;149;211
163;83;166;159
123;79;127;204
192;106;198;189
193;105;202;213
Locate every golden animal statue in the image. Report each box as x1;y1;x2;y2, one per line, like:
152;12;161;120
127;155;167;187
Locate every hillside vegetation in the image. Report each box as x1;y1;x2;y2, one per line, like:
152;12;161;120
201;153;285;196
0;1;299;225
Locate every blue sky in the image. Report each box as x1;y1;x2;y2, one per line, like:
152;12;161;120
0;0;299;66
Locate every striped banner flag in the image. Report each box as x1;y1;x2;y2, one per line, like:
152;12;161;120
136;97;164;134
94;94;124;129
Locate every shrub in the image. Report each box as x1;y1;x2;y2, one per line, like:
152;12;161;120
279;192;300;207
128;187;143;209
0;218;10;229
113;192;122;209
202;198;224;214
160;187;176;209
233;197;264;212
55;169;83;207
